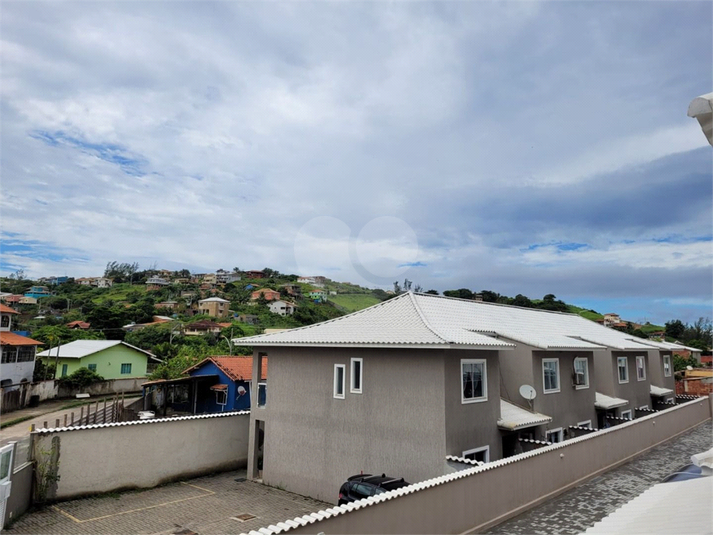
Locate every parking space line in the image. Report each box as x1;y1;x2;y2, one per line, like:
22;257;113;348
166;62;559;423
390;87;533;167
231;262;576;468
51;482;215;523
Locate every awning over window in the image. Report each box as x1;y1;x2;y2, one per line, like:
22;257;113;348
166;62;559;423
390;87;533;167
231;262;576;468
650;384;674;397
497;399;552;431
595;392;629;410
210;384;228;391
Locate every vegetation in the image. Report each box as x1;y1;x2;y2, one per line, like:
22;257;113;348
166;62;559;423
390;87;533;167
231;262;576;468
0;415;35;430
57;368;105;389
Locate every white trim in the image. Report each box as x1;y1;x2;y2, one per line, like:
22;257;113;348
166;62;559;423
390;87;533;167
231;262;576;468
460;359;488;404
638;405;649;410
546;427;564;443
617;356;629;384
620;409;632;420
577;420;592;428
636;355;646;381
462;446;490;463
333;364;345;399
573;357;589;389
350;358;363;394
663;355;672;377
666;397;674;404
542;358;560;393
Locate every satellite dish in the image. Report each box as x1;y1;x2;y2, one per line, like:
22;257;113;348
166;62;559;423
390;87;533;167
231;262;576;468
519;384;537;401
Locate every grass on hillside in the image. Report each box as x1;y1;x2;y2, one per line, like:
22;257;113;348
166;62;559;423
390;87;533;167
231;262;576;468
91;283;146;304
567;305;603;321
329;294;382;313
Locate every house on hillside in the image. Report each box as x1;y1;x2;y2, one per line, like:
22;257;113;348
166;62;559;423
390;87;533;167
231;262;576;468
238;314;259;325
24;286;51;299
37;340;159;380
198;297;230;318
215;270;241;284
1;304;42;387
250;288;280;302
146;276;169;290
183;320;223;336
156;300;179;311
234;292;680;502
245;270;266;279
66;321;91;330
267;300;297;316
309;289;327;302
603;313;621;327
95;277;113;288
280;284;302;297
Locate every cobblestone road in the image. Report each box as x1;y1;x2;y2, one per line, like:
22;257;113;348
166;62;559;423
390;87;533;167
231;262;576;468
7;470;328;535
486;421;713;535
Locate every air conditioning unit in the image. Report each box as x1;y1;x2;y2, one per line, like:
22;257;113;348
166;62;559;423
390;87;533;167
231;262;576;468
573;372;586;386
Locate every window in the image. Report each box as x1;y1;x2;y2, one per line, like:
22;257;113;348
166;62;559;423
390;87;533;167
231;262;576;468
17;347;34;362
87;363;97;372
350;358;363;394
61;364;68;377
617;357;629;383
663;355;671;377
573;357;589;389
1;347;16;364
463;446;490;463
257;383;267;407
334;364;345;399
1;315;9;328
577;420;592;428
621;410;632;420
546;428;563;443
461;359;487;403
120;363;132;375
542;359;560;393
666;397;674;404
636;356;646;381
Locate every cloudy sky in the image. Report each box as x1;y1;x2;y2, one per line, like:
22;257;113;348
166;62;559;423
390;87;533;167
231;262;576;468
1;1;711;324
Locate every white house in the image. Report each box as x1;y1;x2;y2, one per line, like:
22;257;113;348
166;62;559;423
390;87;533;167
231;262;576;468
268;300;297;316
0;304;42;387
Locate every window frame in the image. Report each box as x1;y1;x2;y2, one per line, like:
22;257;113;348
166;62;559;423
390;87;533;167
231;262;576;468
620;409;632;420
462;445;490;463
665;397;674;404
663;355;672;377
120;363;132;375
577;420;592;428
87;363;97;372
546;427;564;443
333;364;346;399
350;358;363;394
617;357;629;384
460;359;488;404
636;356;646;381
573;357;589;389
542;358;560;394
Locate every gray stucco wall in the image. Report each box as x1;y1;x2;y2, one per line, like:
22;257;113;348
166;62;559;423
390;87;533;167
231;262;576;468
648;350;675;394
594;351;652;412
531;351;597;431
443;350;502;460
255;347;449;502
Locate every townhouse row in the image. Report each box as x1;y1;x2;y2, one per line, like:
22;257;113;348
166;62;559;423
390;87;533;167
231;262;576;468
234;292;698;503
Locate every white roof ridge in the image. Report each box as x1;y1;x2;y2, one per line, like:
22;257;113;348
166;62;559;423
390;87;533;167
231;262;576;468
412;292;582;317
407;292;449;343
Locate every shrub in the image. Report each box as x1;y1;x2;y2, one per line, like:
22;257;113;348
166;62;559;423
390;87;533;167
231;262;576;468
57;367;104;389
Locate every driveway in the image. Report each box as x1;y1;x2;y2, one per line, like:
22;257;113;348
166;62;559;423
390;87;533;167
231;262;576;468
6;469;329;535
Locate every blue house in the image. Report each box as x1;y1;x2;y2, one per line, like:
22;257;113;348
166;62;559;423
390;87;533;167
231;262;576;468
24;286;51;299
183;356;267;412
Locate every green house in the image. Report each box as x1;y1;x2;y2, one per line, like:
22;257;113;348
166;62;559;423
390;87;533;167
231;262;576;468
37;340;159;380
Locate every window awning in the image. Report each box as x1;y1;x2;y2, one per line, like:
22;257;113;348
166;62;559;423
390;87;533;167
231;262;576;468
497;399;552;431
595;392;629;410
650;384;674;397
210;384;228;391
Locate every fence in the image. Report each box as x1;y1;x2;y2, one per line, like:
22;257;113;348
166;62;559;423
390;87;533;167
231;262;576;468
32;394;127;430
32;411;250;500
254;396;712;535
1;378;146;414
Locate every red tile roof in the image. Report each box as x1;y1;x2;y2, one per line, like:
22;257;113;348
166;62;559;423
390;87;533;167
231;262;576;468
183;356;267;381
0;332;43;346
66;321;91;329
0;304;19;314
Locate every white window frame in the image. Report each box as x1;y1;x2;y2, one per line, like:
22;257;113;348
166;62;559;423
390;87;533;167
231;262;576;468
542;358;560;394
621;409;632;420
636;356;646;381
350;358;363;394
333;364;345;399
462;446;490;463
617;357;629;384
573;357;589;389
665;397;674;404
546;427;564;443
663;355;672;377
577;420;592;428
461;359;488;404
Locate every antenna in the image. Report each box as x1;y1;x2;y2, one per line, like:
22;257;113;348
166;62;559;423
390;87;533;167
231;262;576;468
519;384;537;409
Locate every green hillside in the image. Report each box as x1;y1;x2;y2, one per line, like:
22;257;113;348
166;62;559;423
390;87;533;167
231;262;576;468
567;305;603;321
329;294;382;313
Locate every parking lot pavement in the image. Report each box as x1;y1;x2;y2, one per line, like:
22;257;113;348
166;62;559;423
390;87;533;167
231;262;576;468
485;420;713;535
7;470;329;535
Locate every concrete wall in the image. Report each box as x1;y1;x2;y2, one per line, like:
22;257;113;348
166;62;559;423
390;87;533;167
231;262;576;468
443;350;502;460
255;347;452;502
32;411;249;500
4;461;33;528
282;396;711;535
56;377;146;398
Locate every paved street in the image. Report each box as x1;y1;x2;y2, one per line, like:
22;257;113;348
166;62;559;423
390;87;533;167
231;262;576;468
486;420;713;535
6;469;328;535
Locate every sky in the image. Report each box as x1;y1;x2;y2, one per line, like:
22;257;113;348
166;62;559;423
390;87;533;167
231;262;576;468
1;1;712;325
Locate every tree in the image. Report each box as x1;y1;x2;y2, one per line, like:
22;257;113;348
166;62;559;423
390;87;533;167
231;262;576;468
665;320;686;339
425;289;439;295
512;294;533;308
443;289;473;300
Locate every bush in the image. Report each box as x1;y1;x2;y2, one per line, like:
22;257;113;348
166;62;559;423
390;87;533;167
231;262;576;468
57;367;104;389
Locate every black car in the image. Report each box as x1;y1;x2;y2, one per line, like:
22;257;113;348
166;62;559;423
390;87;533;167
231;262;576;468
338;474;410;505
